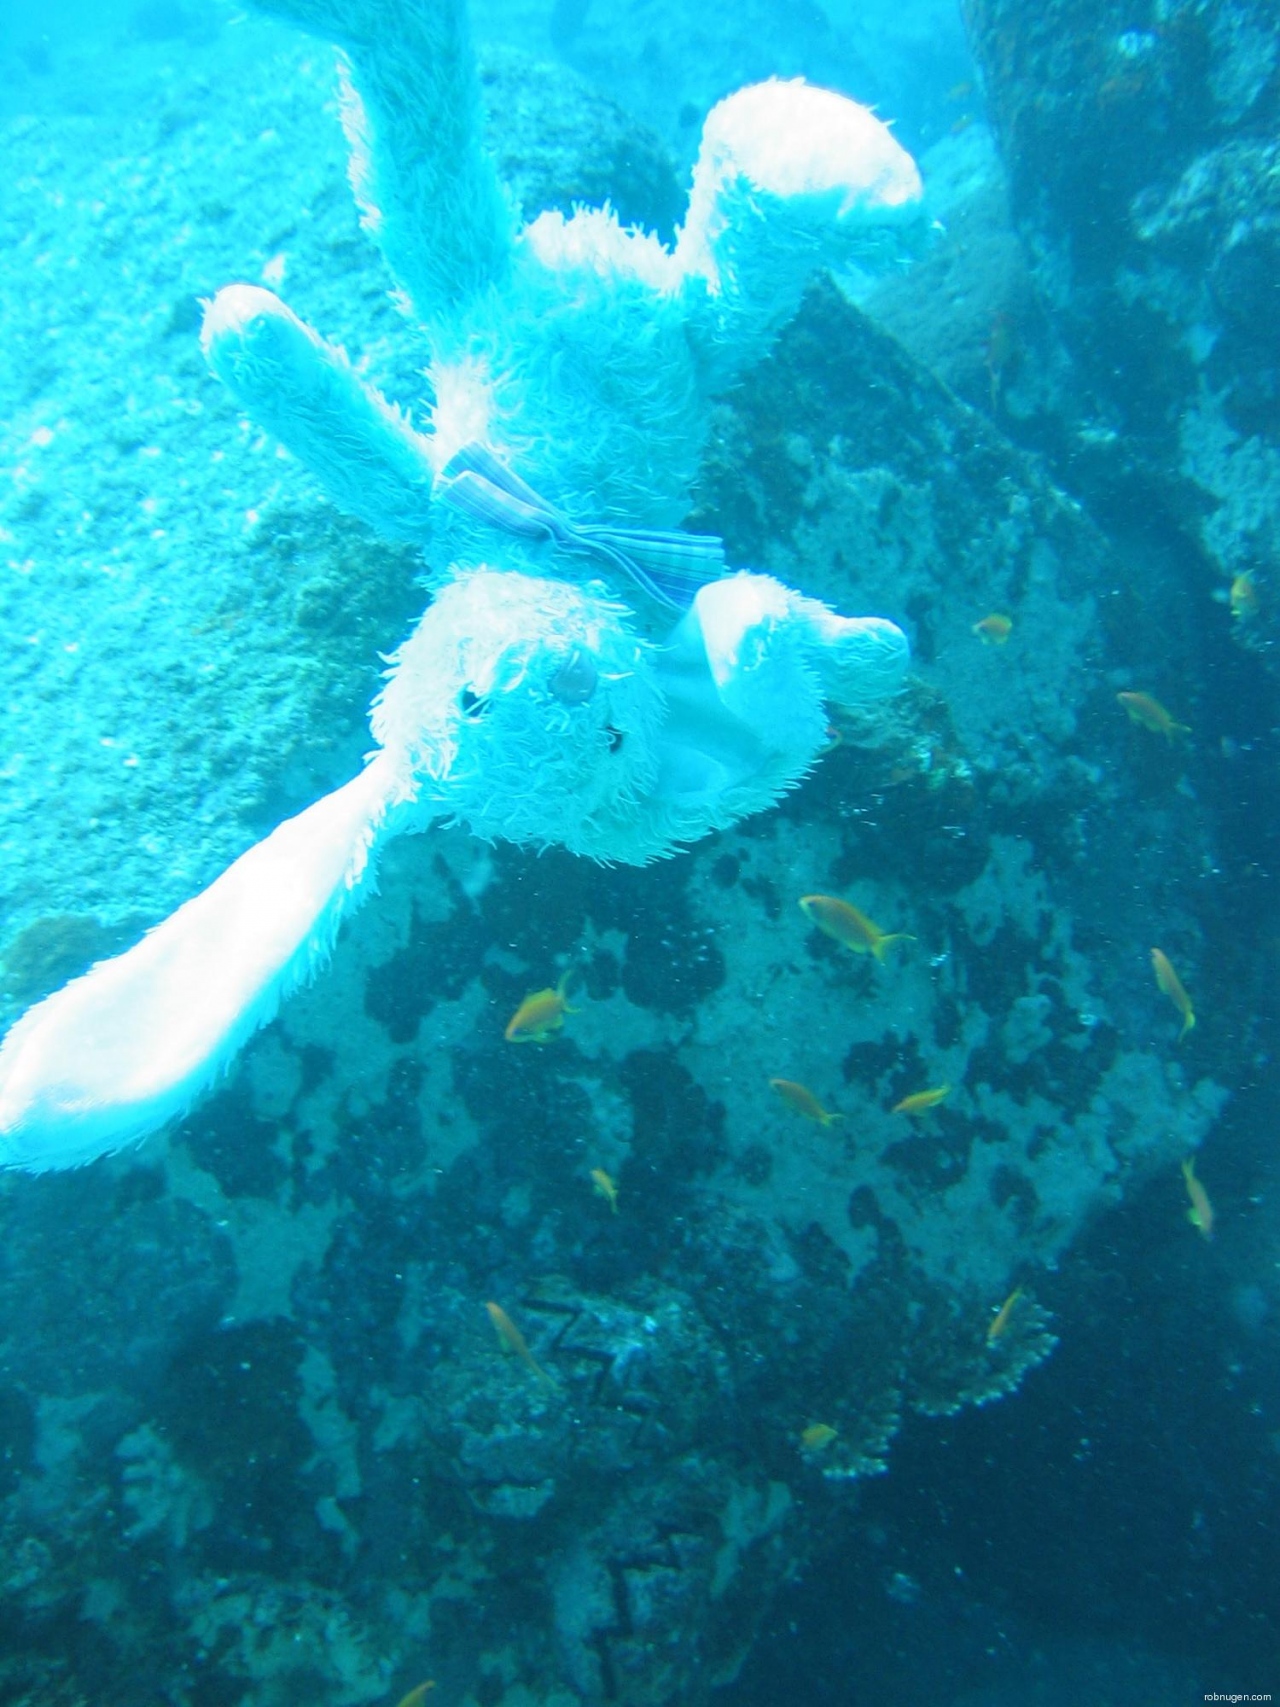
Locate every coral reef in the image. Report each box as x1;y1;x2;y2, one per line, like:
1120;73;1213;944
961;0;1280;667
0;1;1244;1703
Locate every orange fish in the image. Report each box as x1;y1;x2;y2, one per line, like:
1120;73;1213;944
1181;1157;1214;1241
799;1423;839;1453
986;1285;1023;1343
973;613;1013;645
394;1686;436;1707
484;1301;557;1389
505;970;578;1043
590;1167;619;1213
1229;573;1259;622
799;895;914;962
1118;691;1189;741
985;311;1019;408
892;1084;950;1117
1151;947;1195;1040
769;1078;843;1128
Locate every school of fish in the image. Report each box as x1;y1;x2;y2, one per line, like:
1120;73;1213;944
477;596;1223;1486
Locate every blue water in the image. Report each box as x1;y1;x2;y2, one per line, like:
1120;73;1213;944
0;1;1277;1703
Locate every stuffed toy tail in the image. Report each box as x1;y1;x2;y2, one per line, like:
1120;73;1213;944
0;755;405;1173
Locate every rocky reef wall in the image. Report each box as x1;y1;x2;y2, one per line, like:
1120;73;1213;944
0;7;1257;1704
962;0;1280;671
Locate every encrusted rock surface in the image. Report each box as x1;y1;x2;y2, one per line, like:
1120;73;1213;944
0;9;1246;1706
961;0;1280;666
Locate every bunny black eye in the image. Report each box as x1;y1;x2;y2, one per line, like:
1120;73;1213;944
606;726;624;754
460;687;488;719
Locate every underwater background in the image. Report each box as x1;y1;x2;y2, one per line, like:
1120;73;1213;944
0;0;1278;1702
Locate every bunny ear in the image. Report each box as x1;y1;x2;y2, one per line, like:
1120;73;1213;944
250;0;514;322
0;757;405;1173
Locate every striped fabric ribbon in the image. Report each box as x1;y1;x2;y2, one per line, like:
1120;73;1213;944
438;443;725;610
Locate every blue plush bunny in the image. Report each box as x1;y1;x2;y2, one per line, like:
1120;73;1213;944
0;0;923;1169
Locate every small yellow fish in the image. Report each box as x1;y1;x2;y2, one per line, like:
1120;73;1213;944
394;1686;436;1707
892;1084;950;1117
986;1285;1024;1343
1181;1157;1214;1241
505;969;578;1043
769;1077;843;1128
985;312;1019;408
484;1301;557;1389
799;895;914;962
800;1423;839;1453
591;1167;619;1212
973;613;1013;645
1230;573;1259;622
1117;690;1190;741
1151;947;1195;1040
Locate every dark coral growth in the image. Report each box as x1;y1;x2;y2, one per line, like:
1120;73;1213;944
182;1085;291;1200
478;45;684;240
152;1320;317;1566
1;913;129;1007
365;874;488;1043
963;0;1280;666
